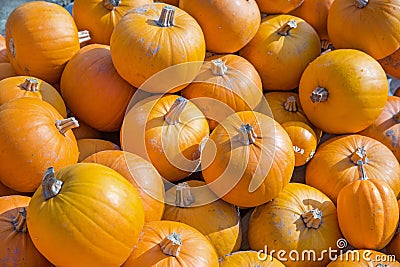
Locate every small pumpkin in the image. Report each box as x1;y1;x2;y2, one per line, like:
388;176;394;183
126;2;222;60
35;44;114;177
122;220;219;267
255;0;304;14
379;48;400;79
27;163;145;267
219;251;286;267
0;62;16;81
77;138;120;162
326;250;400;266
0;34;8;63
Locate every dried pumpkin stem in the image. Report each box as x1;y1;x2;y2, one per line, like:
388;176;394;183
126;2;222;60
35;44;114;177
78;30;91;44
20;77;39;92
103;0;121;10
283;96;298;112
12;207;28;233
175;182;195;207
210;59;228;76
310;87;329;103
55;117;79;135
301;208;322;229
164;97;187;125
350;146;369;165
157;6;175;27
160;232;182;257
354;0;368;8
42;167;63;200
277;20;297;36
358;162;368;180
321;39;334;53
238;124;257;145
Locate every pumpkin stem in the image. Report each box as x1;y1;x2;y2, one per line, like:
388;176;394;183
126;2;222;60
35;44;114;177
238;124;257;145
20;77;39;92
157;6;175;27
210;59;228;76
283;96;299;112
354;0;368;8
301;208;322;229
12;207;28;233
55;117;79;135
175;182;195;207
78;30;91;44
160;232;182;257
358;162;368;180
350;146;369;165
277;20;297;36
164;97;187;125
42;167;63;200
103;0;121;10
310;87;329;103
321;39;334;54
393;112;400;123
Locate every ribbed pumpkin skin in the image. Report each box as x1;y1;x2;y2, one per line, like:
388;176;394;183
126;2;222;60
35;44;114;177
72;0;152;45
0;34;8;63
5;1;80;84
385;200;400;261
0;195;30;214
27;163;145;267
327;0;400;60
326;250;400;266
83;150;165;223
77;138;120;162
110;3;206;91
306;135;400;204
255;0;304;14
219;251;286;267
248;183;342;267
299;49;388;134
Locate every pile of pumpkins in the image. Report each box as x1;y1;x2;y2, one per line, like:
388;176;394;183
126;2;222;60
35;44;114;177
1;0;400;266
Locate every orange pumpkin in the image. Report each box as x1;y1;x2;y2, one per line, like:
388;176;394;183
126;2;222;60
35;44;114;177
201;111;295;207
379;47;400;81
249;183;342;267
77;138;120;162
240;14;321;91
299;49;388;134
306;135;400;204
181;54;263;130
0;181;24;197
255;0;304;14
0;34;8;63
327;250;400;266
71;118;102;140
0;76;66;117
110;3;206;91
121;95;209;182
162;180;241;257
162;0;179;6
0;195;30;214
385;200;400;261
27;164;145;267
61;44;135;132
73;0;152;45
122;220;219;266
219;251;285;267
0;63;16;80
83;150;165;222
0;98;79;192
5;1;85;84
327;0;400;60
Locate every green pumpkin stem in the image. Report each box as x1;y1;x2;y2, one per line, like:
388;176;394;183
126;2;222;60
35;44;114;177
78;30;91;44
20;77;39;92
157;6;175;27
310;87;329;103
210;59;228;76
277;20;297;36
164;97;187;125
355;0;368;8
283;96;299;112
238;124;257;145
103;0;121;10
42;167;63;200
175;182;195;207
160;232;182;257
350;146;369;165
301;208;322;229
12;207;28;233
55;117;79;135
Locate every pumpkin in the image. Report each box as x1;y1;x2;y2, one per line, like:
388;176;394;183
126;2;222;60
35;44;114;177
385;200;400;261
77;138;120;162
121;95;209;182
61;44;135;132
359;96;400;161
122;220;219;266
299;49;388;134
179;0;260;53
5;1;89;84
0;195;30;214
255;0;304;14
0;63;16;81
327;250;400;266
110;3;206;91
27;163;145;267
71;118;102;140
0;181;24;197
0;76;66;117
73;0;152;45
248;183;342;267
337;162;399;250
83;150;165;222
281;121;317;167
201;110;295;207
161;0;179;6
379;48;400;80
181;54;263;130
306;134;400;204
162;180;241;257
239;14;321;91
327;0;400;60
219;251;286;267
289;0;334;40
0;98;79;192
0;34;8;63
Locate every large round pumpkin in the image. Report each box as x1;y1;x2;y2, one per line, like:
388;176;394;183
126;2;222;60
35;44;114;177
83;150;165;222
0;98;79;192
122;220;219;266
201;110;295;208
248;183;342;267
240;14;321;91
299;49;388;134
255;0;304;14
110;3;205;91
0;34;8;63
27;163;145;267
327;0;400;60
306;134;400;204
162;180;241;257
219;251;286;267
77;138;120;162
5;1;84;84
